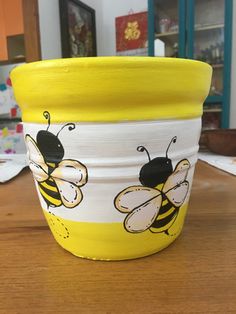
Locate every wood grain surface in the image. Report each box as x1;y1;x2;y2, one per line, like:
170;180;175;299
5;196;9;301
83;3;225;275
22;0;41;62
0;161;236;314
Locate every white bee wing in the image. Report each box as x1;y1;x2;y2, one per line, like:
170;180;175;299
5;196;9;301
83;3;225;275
114;186;161;213
29;161;49;182
54;178;83;208
25;134;45;164
165;181;189;207
25;134;48;182
52;159;88;186
162;159;190;193
124;194;162;233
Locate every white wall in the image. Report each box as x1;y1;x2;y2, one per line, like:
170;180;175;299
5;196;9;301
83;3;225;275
38;0;62;60
230;1;236;127
38;0;147;58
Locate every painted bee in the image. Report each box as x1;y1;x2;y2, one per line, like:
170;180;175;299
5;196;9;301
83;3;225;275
114;137;190;235
26;111;88;210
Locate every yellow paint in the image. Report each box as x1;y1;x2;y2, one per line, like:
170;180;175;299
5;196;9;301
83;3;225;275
149;214;177;234
158;206;176;219
156;183;164;190
43;202;189;260
38;186;62;206
40;181;58;192
10;57;212;123
162;199;169;206
2;127;8;137
125;21;141;40
47;162;56;168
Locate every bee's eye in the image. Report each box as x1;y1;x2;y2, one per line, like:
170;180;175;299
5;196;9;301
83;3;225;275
58;144;61;148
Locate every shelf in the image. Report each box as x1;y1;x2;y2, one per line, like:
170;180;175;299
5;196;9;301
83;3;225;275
212;64;224;68
0;57;26;66
196;63;223;69
204;108;222;113
155;31;178;38
155;24;224;38
195;23;224;32
201;127;219;131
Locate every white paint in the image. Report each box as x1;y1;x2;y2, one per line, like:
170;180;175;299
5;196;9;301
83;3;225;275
38;0;62;60
23;118;200;223
230;0;236;127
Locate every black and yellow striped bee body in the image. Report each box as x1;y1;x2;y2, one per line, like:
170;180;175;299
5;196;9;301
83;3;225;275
38;177;62;208
37;163;62;208
150;193;179;234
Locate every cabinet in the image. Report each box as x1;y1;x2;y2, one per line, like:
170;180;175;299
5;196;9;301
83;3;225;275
0;0;25;63
148;0;233;128
0;0;41;65
0;0;41;153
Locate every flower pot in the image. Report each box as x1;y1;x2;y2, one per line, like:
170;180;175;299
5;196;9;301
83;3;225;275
200;129;236;156
10;57;212;260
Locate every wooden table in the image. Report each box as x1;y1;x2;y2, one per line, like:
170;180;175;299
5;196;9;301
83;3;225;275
0;161;236;314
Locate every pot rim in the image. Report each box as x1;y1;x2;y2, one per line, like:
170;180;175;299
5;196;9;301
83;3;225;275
11;56;212;73
10;57;212;123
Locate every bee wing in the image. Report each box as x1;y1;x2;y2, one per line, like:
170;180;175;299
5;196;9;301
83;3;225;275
25;134;45;164
52;159;88;187
162;159;190;194
25;134;48;182
165;181;189;207
54;178;83;208
124;194;162;233
114;185;161;213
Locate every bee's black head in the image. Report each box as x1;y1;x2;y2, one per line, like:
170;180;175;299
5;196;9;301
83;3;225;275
37;130;64;164
137;137;177;188
139;157;173;188
37;111;75;164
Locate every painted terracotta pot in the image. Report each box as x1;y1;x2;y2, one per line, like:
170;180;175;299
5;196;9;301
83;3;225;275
10;57;212;260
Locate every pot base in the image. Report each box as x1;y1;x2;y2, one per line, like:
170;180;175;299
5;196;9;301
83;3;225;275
43;206;188;261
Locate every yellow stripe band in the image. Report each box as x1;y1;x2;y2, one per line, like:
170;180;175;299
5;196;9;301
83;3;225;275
150;215;177;233
47;163;56;168
39;186;62;206
156;183;164;190
40;181;58;192
10;57;212;123
158;206;176;220
162;199;169;206
43;202;189;260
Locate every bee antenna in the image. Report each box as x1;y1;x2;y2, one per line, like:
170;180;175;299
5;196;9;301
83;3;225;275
137;146;151;162
166;136;177;158
43;111;51;131
56;123;76;137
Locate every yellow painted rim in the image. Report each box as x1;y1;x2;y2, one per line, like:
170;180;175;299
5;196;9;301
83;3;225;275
10;57;212;123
